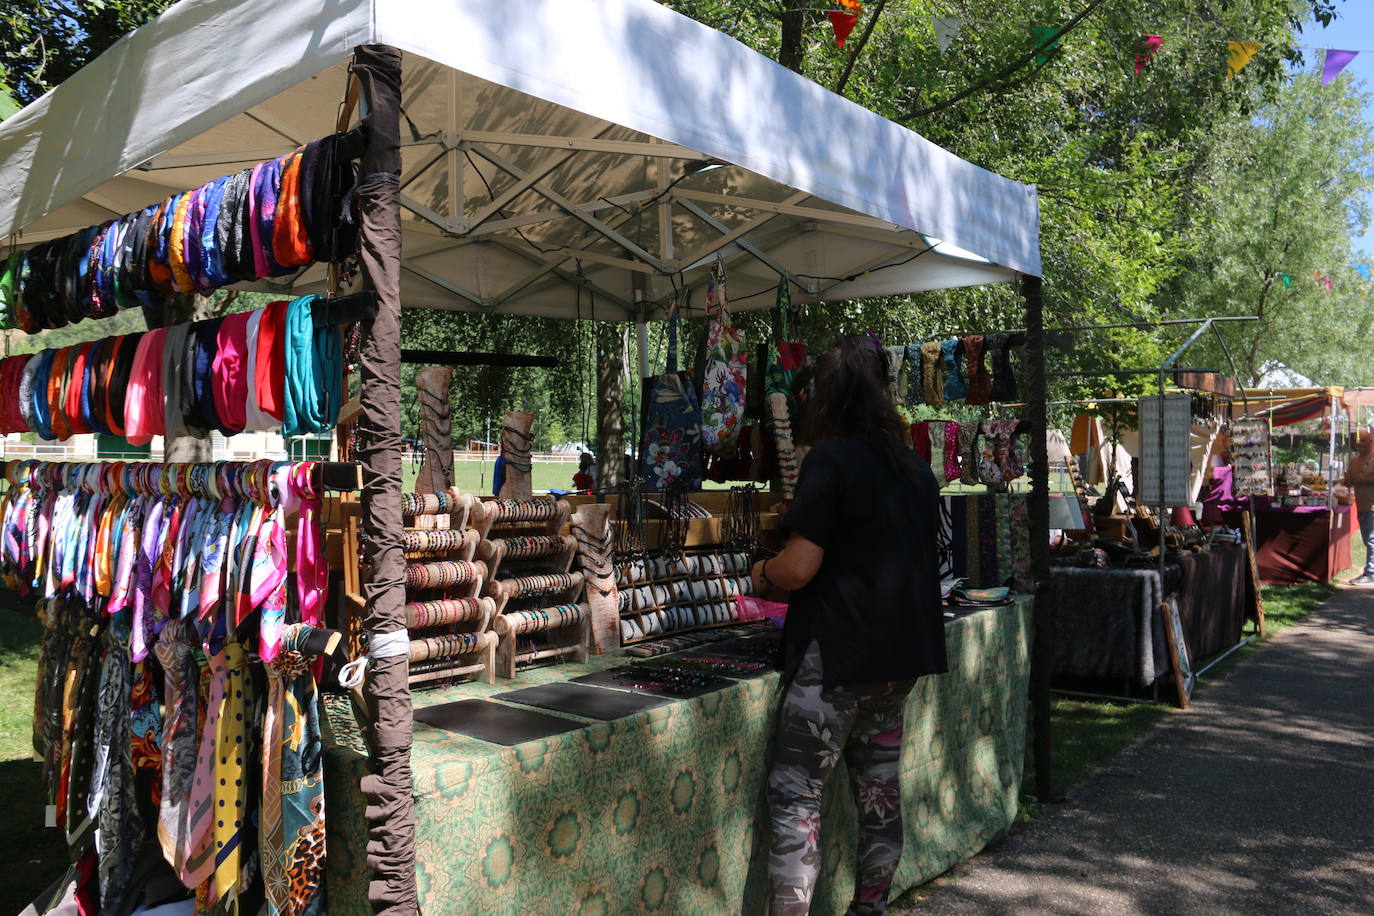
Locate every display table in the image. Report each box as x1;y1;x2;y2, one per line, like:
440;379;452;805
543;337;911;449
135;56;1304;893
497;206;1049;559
1223;503;1352;585
322;599;1031;915
1049;545;1249;688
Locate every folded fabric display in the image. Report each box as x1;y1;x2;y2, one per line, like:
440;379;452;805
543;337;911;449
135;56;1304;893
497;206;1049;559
0;133;359;334
1;459;334;913
0;295;342;443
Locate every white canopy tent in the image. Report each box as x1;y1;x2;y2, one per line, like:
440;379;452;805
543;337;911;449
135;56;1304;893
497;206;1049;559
0;0;1041;320
0;2;1050;908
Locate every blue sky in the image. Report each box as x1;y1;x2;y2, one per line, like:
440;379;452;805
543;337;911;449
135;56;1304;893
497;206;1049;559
1313;3;1374;256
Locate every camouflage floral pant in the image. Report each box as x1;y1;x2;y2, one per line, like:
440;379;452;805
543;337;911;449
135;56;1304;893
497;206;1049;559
767;640;913;916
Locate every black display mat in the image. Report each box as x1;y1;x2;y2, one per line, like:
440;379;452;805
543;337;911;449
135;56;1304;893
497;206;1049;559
571;666;733;699
493;682;670;720
413;699;582;745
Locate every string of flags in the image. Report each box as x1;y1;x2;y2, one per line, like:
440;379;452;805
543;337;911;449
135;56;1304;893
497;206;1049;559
1273;267;1374;292
817;4;1363;85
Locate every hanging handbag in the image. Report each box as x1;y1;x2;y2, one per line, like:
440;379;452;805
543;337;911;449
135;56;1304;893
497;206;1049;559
640;300;704;492
766;276;807;403
697;258;748;456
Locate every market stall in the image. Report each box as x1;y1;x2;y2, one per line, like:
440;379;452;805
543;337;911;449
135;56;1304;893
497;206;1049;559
1046;373;1256;704
0;1;1048;913
1206;387;1354;585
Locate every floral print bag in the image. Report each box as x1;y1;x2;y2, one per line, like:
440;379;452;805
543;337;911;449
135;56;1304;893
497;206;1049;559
640;301;704;491
698;258;747;456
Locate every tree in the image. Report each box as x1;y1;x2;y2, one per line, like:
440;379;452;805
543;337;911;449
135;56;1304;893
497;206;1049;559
0;1;173;109
1169;72;1374;385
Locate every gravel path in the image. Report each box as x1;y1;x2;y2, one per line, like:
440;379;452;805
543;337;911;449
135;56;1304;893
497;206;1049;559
899;585;1374;915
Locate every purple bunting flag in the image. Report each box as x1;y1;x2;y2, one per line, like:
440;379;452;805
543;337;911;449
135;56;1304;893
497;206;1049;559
1322;49;1358;86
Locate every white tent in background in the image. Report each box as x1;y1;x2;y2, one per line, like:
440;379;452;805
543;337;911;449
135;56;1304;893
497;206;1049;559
0;0;1041;321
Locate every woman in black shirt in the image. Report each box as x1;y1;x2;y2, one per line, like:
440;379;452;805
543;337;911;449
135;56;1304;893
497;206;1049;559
752;336;946;916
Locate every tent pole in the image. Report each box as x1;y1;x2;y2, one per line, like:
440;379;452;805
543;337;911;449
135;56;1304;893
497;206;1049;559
1021;273;1055;802
350;44;418;915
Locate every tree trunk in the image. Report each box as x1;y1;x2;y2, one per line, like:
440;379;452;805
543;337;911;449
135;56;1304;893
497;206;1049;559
779;0;809;73
595;321;625;488
146;292;213;462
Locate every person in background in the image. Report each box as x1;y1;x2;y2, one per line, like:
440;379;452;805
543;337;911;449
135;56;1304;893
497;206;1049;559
1342;432;1374;585
751;336;946;916
572;451;597;491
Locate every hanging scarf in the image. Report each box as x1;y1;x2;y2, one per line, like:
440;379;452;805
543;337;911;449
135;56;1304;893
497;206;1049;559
963;335;991;405
288;462;327;628
261;624;328;915
154;613;199;874
282;294;342;437
920;340;944;406
941;337;968;401
213;309;253;433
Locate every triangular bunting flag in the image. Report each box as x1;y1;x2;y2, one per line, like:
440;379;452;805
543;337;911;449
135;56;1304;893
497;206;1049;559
1279;273;1292;289
1227;42;1260;79
828;10;859;49
1355;263;1371;281
1322;49;1359;86
1134;35;1163;75
933;17;962;54
1031;26;1061;66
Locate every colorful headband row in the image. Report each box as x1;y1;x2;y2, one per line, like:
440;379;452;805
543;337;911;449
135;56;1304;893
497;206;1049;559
0;131;359;334
0;295;341;444
3;458;323;506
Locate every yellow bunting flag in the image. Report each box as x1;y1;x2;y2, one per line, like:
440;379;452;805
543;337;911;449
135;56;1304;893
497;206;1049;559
1227;42;1260;78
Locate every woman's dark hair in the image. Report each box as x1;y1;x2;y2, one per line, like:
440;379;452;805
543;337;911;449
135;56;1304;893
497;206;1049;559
798;336;918;482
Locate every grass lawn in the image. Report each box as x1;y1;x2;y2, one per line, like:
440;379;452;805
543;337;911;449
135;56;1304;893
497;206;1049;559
402;459;576;495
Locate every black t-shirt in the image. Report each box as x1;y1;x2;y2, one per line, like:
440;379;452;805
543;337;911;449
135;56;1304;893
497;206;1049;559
781;437;947;688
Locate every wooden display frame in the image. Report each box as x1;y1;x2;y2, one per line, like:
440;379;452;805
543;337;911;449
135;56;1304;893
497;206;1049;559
1160;598;1195;709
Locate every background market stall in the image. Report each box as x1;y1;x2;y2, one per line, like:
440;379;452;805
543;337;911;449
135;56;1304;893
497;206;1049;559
1207;387;1354;585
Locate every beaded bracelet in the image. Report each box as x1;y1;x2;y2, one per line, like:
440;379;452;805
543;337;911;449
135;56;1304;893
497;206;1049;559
404;559;481;590
405;597;485;629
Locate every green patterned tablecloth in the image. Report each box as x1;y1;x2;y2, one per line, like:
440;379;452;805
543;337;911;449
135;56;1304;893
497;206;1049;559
323;597;1031;915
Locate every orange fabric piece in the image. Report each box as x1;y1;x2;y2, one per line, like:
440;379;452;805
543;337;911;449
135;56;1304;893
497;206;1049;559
147;201;174;293
272;151;313;268
168;193;196;293
47;347;72;441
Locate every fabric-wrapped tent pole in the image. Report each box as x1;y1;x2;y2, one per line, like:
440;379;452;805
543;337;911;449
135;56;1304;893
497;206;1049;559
350;44;419;914
1021;273;1054;802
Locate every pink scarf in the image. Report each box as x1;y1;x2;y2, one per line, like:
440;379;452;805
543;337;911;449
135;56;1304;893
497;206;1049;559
123;328;168;446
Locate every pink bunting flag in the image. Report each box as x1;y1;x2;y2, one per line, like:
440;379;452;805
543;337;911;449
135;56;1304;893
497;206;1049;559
828;10;859;48
1322;49;1358;86
1134;35;1163;75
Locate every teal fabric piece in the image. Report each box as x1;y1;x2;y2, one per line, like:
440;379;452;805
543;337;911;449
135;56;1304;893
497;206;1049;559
282;294;342;437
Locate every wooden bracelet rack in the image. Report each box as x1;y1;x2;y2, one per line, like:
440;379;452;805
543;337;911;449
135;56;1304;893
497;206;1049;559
398;486;496;685
478;495;588;677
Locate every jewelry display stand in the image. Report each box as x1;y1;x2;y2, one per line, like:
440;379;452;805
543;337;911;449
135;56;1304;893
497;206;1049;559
383;488;497;685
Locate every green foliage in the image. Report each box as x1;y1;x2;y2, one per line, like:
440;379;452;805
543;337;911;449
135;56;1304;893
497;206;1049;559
0;0;173;108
